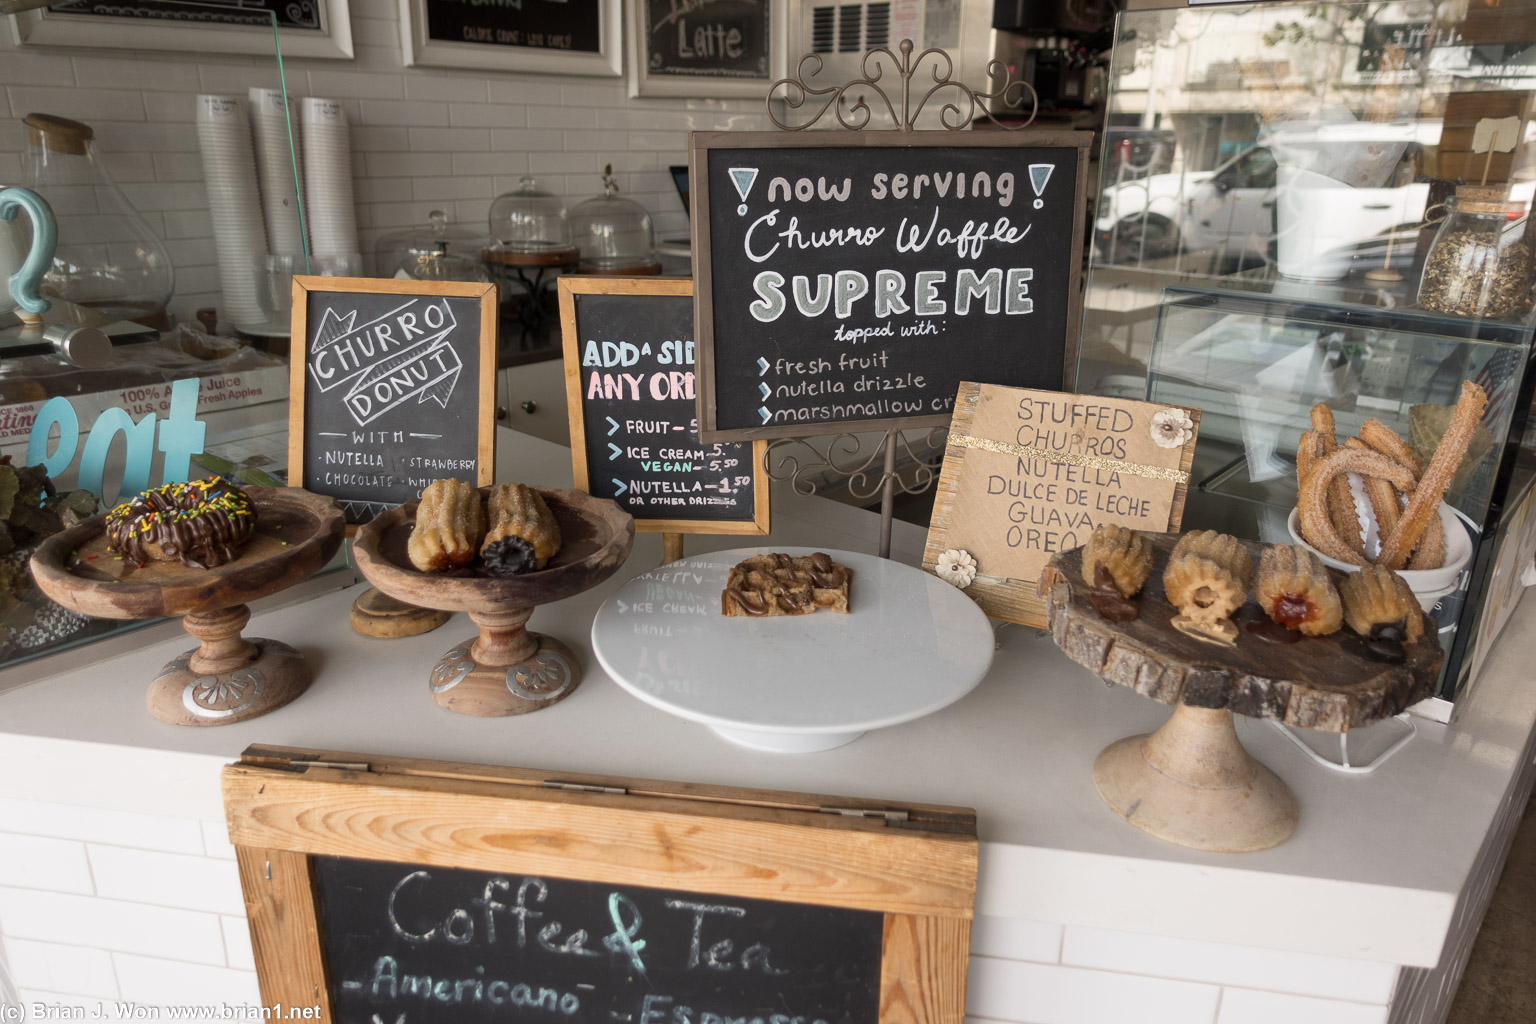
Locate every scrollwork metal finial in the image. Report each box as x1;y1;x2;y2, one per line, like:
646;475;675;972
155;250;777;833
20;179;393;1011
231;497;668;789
767;38;1038;132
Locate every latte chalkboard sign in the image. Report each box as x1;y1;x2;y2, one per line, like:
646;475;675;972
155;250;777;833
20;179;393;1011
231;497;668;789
224;745;979;1024
560;277;769;535
630;0;781;98
288;276;496;525
690;131;1092;443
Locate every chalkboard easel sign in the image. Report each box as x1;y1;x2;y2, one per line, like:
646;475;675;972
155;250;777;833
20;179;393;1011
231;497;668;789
288;276;497;527
560;277;769;537
690;130;1092;443
629;0;785;98
399;0;621;75
223;745;978;1024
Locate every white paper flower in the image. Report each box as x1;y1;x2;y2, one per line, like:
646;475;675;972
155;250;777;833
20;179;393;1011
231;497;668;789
935;549;978;588
1150;408;1194;449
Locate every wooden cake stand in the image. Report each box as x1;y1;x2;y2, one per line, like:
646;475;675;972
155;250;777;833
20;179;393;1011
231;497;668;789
29;487;345;727
1039;533;1441;853
351;487;633;717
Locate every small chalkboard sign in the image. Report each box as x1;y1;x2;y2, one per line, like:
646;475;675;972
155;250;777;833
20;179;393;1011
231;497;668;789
400;0;621;75
224;745;978;1024
630;0;783;98
288;276;496;526
560;277;769;536
12;0;353;58
690;131;1092;443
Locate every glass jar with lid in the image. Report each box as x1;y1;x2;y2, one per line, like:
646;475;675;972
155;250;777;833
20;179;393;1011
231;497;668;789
375;210;491;281
569;165;660;274
488;176;574;254
20;113;175;327
1417;186;1534;319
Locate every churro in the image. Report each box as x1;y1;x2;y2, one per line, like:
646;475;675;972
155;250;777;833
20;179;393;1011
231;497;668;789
1163;530;1252;623
1254;544;1343;636
1359;419;1421;478
1081;524;1153;599
1306;405;1365;552
1408;515;1446;570
1298;447;1416;565
1339;564;1423;642
1378;381;1486;570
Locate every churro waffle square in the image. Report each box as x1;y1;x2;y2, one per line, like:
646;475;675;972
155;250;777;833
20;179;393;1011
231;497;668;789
721;552;852;617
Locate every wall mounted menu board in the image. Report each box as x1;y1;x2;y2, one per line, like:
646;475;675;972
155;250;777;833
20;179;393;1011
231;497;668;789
224;745;978;1024
288;276;496;525
630;0;782;98
400;0;621;75
690;131;1092;443
11;0;354;57
923;382;1200;629
560;277;769;535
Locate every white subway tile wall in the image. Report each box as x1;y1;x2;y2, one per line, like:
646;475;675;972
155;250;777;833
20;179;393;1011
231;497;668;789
0;0;772;321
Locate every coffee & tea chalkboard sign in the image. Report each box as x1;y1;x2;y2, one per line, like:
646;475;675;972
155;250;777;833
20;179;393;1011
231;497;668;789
690;131;1092;442
224;745;978;1024
288;276;496;525
559;277;769;535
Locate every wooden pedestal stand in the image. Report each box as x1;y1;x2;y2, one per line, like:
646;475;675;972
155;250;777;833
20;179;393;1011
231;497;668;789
30;487;345;726
1040;534;1441;853
352;487;633;717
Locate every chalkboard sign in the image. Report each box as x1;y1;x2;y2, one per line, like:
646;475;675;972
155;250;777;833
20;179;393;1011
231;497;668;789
314;856;881;1022
223;745;978;1024
560;278;769;536
400;0;621;75
46;0;322;28
690;131;1092;443
630;0;782;99
13;0;353;57
288;276;496;526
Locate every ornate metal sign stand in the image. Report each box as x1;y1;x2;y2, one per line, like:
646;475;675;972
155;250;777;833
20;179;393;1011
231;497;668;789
756;40;1039;558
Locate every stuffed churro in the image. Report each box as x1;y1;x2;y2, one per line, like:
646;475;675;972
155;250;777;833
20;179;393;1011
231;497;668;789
1253;544;1342;637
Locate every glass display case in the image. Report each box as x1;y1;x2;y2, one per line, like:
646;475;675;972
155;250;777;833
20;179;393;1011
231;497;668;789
1080;0;1536;707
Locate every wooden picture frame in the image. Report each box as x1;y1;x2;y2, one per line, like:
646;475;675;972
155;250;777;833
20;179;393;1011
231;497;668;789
922;382;1200;629
287;276;496;530
9;0;353;59
689;130;1093;443
224;744;978;1023
560;276;770;536
628;0;787;99
398;0;621;75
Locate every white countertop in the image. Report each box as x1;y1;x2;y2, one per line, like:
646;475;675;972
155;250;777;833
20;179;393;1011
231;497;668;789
5;428;1535;969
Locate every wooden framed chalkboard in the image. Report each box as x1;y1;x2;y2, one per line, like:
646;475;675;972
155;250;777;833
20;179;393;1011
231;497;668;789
560;277;769;536
224;745;978;1024
628;0;786;99
288;276;496;526
398;0;621;76
689;130;1093;443
11;0;354;59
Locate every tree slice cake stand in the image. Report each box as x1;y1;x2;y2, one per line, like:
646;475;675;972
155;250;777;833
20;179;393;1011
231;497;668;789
351;487;633;717
1038;533;1441;853
30;487;345;726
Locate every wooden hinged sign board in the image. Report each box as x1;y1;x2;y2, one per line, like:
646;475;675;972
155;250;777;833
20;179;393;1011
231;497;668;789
224;745;978;1024
689;130;1092;442
288;276;496;526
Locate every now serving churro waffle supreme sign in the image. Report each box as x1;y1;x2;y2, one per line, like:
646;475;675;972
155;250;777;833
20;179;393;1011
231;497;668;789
923;382;1201;628
288;277;496;525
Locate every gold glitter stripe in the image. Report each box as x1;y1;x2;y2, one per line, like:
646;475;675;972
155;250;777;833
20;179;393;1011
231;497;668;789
946;433;1190;484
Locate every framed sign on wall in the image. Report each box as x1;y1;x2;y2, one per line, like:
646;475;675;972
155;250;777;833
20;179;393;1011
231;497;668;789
398;0;621;75
9;0;354;58
628;0;786;98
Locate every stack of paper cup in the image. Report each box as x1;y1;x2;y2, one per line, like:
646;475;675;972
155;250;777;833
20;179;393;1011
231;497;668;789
300;97;360;262
196;94;268;331
248;87;306;258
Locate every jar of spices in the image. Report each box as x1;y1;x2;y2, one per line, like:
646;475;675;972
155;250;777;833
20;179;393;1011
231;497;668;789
1417;186;1533;318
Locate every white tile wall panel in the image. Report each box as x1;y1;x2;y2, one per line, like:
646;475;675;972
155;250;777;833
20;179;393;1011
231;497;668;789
0;887;226;965
220;916;255;972
113;952;260;1003
448;103;529;128
411;126;490;151
966;955;1222;1024
307;68;405;100
451;151;522;177
0;52;76;87
529;105;594;129
404;74;484;103
86;846;246;916
413;175;493;201
152;153;209;183
7;87;147;122
0;798;205;855
120;182;210;213
74;56;202;92
1217;989;1391;1024
490;128;565;152
0;834;94;895
1062;925;1399;1004
5;938;118;998
200;821;235;861
971;916;1064;965
359;99;448;126
142;93;197;123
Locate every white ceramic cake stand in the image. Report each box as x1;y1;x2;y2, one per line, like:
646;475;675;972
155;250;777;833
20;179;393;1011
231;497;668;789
591;547;995;752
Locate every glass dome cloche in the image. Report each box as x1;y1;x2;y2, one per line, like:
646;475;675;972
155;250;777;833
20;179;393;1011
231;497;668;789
375;210;491;282
488;176;573;254
569;165;660;274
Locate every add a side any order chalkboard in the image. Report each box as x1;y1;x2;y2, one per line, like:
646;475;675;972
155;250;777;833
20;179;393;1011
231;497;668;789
690;131;1092;443
223;745;978;1024
560;277;769;535
288;276;497;525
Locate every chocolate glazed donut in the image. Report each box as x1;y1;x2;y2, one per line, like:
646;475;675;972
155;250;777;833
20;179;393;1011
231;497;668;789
105;476;257;569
